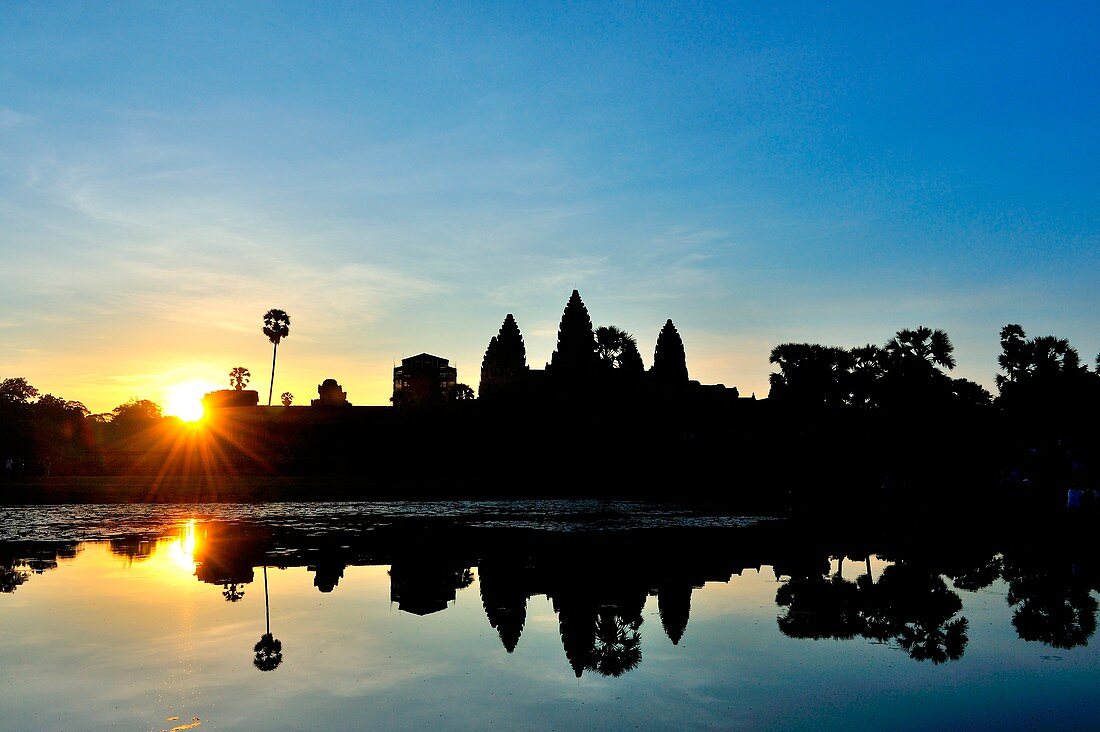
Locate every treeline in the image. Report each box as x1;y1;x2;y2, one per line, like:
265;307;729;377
0;378;172;476
764;324;1100;513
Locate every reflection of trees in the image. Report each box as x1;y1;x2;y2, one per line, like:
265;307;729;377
0;563;27;593
776;560;970;664
776;575;862;640
1004;554;1098;649
109;537;155;563
944;554;1002;592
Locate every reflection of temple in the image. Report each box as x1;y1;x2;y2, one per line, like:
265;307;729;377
7;518;1100;678
392;353;458;405
389;559;473;616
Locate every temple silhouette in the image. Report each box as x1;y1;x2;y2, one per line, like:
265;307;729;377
2;292;1098;516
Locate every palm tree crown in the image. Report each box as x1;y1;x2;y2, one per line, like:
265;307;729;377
262;309;291;407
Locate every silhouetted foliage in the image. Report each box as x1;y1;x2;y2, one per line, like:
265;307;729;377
996;324;1095;416
229;367;251;391
0;563;27;593
253;633;283;671
777;560;970;664
280;391;293;407
447;384;475;401
587;610;642;677
596;326;644;375
0;378;38;404
768;344;853;407
1004;553;1098;649
111;399;163;423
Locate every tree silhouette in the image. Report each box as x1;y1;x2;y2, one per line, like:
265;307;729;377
262;309;291;407
229;367;251;391
253;566;283;671
0;378;38;404
549;290;597;378
595;326;644;374
652;319;688;385
447;384;475;401
768;344;853;407
995;324;1092;417
997;324;1081;389
848;344;884;408
884;326;956;372
111;399;163;423
280;391;293;407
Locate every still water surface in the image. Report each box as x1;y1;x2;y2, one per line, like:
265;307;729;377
0;502;1097;730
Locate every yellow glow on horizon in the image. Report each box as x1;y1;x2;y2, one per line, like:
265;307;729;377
163;380;220;422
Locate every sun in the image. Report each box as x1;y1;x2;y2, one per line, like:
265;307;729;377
163;380;218;422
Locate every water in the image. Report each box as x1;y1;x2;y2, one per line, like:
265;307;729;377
0;503;1097;730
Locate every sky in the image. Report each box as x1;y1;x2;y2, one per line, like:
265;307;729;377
1;2;1098;414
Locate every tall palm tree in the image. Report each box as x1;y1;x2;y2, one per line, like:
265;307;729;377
262;309;291;406
253;565;283;671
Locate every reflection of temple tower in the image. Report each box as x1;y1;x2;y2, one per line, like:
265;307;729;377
479;562;530;653
555;596;597;678
657;584;693;645
310;561;347;593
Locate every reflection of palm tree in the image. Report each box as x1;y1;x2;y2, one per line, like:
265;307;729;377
253;566;283;671
587;610;642;677
895;617;969;664
262;309;291;407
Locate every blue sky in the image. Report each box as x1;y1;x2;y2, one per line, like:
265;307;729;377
1;2;1097;412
